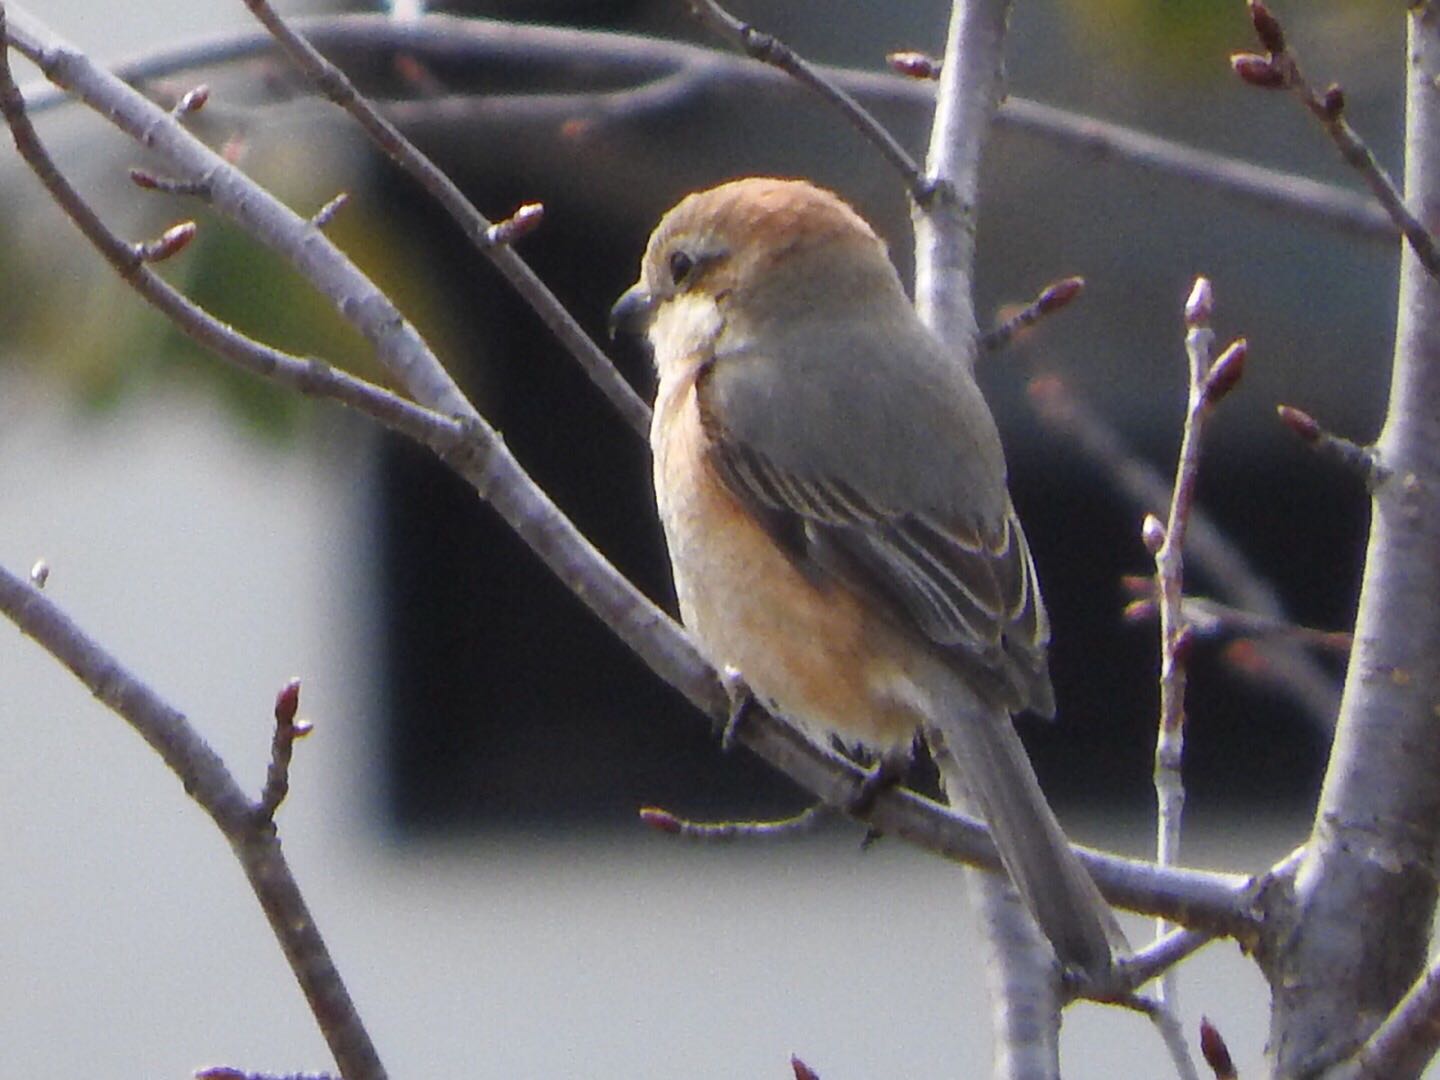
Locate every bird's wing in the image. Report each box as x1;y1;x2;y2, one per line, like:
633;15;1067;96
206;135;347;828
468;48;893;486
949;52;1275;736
696;330;1053;715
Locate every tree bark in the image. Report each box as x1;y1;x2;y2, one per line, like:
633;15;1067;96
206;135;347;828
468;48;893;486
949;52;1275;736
1265;6;1440;1076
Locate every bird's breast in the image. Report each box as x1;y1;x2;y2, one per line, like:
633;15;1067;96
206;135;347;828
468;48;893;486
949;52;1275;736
651;373;926;751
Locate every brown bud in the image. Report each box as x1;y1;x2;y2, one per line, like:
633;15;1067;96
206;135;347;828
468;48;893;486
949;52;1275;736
1199;1016;1237;1080
485;202;545;246
791;1057;822;1080
1203;338;1248;406
274;677;301;726
1122;598;1157;623
129;168;161;190
1231;52;1287;89
176;84;210;114
136;221;197;263
1277;404;1321;443
1037;275;1085;314
638;806;682;834
1248;0;1286;54
1320;83;1346;121
1184;277;1214;327
886;50;941;80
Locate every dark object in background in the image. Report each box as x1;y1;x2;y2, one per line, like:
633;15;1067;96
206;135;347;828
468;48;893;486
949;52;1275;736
376;3;1376;831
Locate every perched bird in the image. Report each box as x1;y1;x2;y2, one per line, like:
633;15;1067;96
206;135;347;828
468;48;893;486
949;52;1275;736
610;177;1125;980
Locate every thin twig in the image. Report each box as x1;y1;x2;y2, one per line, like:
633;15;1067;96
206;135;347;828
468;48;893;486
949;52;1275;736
1149;279;1248;1012
915;0;1072;1066
982;275;1085;353
1121;577;1353;654
257;677;310;821
1276;403;1386;489
0;555;388;1080
233;0;652;437
1332;952;1440;1078
0;1;1260;937
9;15;1396;244
4;3;477;425
1235;0;1440;276
1027;374;1341;730
1114;927;1214;995
639;803;831;840
1123;994;1204;1080
681;0;931;203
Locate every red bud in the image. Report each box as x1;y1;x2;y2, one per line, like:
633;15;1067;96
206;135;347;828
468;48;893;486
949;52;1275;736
1232;52;1287;89
176;84;210;114
1203;338;1248;406
1037;275;1085;314
886;51;940;80
1199;1016;1237;1079
1276;404;1321;444
485;202;545;246
136;221;197;263
1122;598;1156;623
1248;1;1286;54
791;1056;822;1080
639;807;682;834
274;677;301;726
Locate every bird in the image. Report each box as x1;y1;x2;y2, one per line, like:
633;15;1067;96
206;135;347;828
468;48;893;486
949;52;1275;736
609;176;1126;981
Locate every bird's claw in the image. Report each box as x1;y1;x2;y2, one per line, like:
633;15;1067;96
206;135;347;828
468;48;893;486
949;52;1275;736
717;666;757;751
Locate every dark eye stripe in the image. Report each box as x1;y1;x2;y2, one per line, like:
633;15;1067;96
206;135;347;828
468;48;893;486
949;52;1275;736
668;249;695;286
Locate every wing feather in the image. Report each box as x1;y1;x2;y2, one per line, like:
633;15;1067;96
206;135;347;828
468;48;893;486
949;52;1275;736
707;431;1053;715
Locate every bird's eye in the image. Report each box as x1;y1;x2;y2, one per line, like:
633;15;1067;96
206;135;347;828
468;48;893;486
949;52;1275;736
667;249;695;286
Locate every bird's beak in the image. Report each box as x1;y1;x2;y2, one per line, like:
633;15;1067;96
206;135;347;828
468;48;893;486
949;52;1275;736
608;284;655;341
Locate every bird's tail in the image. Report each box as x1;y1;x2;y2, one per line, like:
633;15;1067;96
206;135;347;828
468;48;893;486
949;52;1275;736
928;704;1127;984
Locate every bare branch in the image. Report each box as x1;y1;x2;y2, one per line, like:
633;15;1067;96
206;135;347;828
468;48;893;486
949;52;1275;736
638;804;831;840
1234;0;1440;275
4;3;475;425
982;275;1085;353
1267;6;1440;1073
257;677;310;821
1027;374;1341;730
0;556;388;1080
1123;995;1203;1080
1276;403;1386;489
0;0;1266;948
1334;953;1440;1079
233;0;651;438
681;0;931;203
1150;279;1247;1012
11;15;1394;245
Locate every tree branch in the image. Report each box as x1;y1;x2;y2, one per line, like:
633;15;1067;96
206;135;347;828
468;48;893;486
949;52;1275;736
13;15;1396;245
0;556;388;1080
0;0;1266;949
1265;5;1440;1075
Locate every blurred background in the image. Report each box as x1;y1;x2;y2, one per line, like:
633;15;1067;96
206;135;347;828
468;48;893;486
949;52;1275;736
0;0;1400;1075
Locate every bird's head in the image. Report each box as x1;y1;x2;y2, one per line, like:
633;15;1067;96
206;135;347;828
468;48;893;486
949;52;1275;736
609;178;907;373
